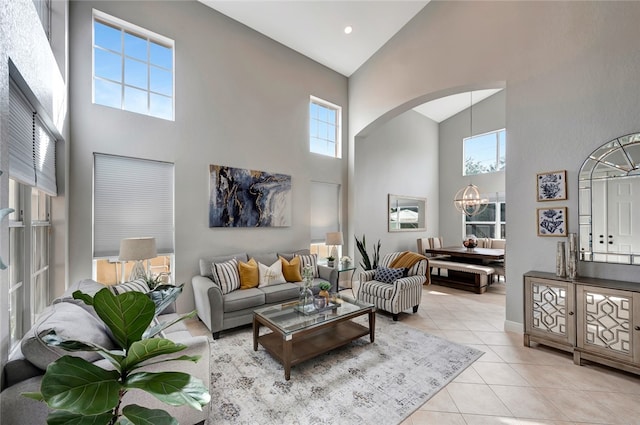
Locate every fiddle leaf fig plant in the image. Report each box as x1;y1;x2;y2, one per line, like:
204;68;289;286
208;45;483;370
23;288;210;425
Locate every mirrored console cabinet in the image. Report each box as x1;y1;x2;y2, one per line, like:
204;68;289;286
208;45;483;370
524;271;640;375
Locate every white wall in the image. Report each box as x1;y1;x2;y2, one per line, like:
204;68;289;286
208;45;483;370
68;1;349;312
354;110;439;260
0;0;69;365
348;1;640;327
439;90;506;245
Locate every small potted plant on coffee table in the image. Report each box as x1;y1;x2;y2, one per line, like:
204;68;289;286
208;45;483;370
318;281;332;305
326;255;335;267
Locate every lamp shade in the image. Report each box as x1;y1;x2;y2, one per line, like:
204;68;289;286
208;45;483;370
118;237;157;261
325;231;343;246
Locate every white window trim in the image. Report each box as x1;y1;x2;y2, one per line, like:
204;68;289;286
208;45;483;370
310;95;342;159
92;9;175;120
463;199;506;240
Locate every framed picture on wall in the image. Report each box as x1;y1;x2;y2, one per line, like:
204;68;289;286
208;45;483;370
537;170;567;201
537;207;567;236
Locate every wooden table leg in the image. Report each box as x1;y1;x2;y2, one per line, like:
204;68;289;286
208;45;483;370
283;338;292;380
253;316;259;351
369;310;376;343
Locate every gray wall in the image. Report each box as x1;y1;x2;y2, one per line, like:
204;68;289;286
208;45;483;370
438;90;506;245
354;110;439;259
68;1;349;312
0;0;69;365
348;1;640;329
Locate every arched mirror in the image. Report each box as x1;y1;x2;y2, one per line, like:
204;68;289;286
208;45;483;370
579;132;640;264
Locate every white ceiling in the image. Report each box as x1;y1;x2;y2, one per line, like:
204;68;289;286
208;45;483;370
414;89;503;123
198;0;428;77
198;1;502;122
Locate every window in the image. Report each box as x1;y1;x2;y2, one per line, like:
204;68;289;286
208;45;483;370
463;129;506;176
309;96;341;158
464;199;506;239
7;77;57;352
93;154;175;284
309;182;342;260
8;180;25;351
93;10;174;120
8;180;51;351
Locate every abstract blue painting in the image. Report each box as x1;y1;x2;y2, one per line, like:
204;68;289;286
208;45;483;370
209;165;292;227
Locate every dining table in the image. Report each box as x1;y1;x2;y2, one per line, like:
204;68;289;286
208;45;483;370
424;246;505;265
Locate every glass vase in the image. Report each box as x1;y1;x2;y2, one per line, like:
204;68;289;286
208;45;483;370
556;241;566;278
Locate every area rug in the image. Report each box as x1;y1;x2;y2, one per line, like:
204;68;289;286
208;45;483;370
206;316;483;425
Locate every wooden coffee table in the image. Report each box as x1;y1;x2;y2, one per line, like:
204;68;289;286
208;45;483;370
253;296;376;380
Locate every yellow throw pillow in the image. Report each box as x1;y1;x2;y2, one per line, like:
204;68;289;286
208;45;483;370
238;258;259;289
280;256;302;282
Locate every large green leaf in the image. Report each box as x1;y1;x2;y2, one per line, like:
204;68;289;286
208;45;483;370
143;311;197;339
125;371;211;410
89;288;155;349
22;391;44;401
72;290;95;306
123;338;187;370
46;410;114;425
41;356;121;415
121;404;178;425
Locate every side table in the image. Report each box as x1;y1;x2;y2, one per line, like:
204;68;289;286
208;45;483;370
336;264;357;296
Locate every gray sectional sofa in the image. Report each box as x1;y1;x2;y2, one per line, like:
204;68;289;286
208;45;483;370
192;250;337;339
0;279;210;425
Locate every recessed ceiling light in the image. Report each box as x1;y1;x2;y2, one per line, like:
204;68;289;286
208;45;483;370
344;26;353;35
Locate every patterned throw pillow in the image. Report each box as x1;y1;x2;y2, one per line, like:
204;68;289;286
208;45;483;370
110;278;150;295
295;253;318;278
258;260;286;288
212;258;241;294
374;267;404;284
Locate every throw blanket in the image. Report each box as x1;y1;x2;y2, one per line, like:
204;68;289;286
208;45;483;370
389;251;430;285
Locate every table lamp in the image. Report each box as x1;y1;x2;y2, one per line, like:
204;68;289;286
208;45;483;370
118;237;157;282
325;231;343;262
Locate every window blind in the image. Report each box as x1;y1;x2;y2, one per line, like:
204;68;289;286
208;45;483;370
34;114;57;196
310;181;340;243
8;79;58;195
93;153;174;257
8;80;36;186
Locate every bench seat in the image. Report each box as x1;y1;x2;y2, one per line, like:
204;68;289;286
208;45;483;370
428;260;495;294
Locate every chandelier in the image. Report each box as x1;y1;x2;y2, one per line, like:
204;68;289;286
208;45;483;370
454;183;488;217
453;91;488;217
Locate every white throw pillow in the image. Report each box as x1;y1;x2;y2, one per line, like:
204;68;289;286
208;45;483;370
212;258;240;294
258;260;286;287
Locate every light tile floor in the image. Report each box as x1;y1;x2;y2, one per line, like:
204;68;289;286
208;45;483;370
397;282;640;425
186;280;640;425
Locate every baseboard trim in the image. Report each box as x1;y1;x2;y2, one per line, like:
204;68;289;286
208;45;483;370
504;320;523;333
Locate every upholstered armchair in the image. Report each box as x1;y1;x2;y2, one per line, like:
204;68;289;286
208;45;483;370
357;251;429;321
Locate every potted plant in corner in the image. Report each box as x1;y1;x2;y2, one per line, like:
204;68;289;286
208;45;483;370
23;288;211;424
355;234;381;271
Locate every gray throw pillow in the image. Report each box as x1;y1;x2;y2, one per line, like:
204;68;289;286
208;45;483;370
21;302;116;370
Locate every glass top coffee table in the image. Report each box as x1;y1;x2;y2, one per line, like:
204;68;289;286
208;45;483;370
253;296;376;380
